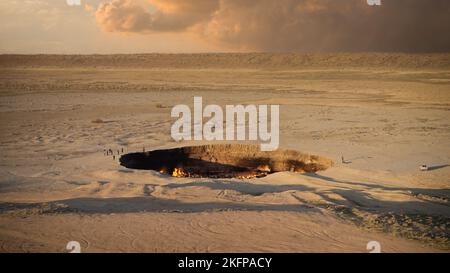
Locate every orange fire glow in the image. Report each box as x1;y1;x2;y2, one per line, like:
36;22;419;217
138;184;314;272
172;167;188;177
159;167;167;174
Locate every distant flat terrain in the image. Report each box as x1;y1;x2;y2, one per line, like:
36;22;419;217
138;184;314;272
1;53;450;69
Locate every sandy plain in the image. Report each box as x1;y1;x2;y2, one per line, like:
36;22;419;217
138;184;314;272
0;53;449;252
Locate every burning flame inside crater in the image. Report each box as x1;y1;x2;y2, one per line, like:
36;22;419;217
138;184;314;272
167;166;271;179
171;167;188;177
120;144;333;179
159;167;167;174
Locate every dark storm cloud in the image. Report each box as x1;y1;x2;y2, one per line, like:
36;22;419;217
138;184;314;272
95;0;450;52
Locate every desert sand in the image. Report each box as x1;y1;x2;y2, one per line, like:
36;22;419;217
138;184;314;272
0;53;449;252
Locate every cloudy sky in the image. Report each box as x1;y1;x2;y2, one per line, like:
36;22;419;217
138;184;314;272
1;0;449;53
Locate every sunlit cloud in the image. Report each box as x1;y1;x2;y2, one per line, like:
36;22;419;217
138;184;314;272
1;0;449;53
94;0;450;52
